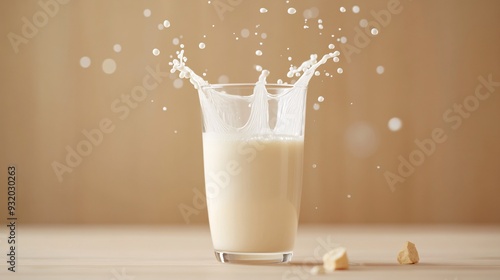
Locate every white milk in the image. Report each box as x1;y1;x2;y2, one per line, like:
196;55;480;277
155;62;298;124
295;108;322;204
202;133;303;253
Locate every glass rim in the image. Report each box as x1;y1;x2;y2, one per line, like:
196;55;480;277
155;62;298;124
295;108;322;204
200;83;307;89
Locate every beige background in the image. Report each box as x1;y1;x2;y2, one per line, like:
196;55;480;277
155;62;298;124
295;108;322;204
1;0;499;224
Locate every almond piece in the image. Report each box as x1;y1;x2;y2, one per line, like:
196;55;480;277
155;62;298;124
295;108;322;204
322;247;349;270
397;241;420;264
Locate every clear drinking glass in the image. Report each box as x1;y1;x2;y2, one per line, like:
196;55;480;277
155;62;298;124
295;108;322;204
197;83;307;264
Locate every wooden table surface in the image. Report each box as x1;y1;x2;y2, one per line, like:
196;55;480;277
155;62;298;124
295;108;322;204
1;225;499;279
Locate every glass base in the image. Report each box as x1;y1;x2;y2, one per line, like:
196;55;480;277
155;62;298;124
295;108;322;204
214;250;293;264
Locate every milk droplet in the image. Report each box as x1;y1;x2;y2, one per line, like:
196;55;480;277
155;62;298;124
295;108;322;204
388;117;402;131
318;24;324;30
173;78;183;89
340;7;346;13
260;7;268;13
158;24;164;30
376;65;385;74
255;50;263;56
241;28;250;38
218;75;229;84
309;7;320;18
347;194;352;198
345;122;379;158
314;71;320;76
152;48;160;56
199;42;206;49
288;7;296;14
143;9;151;17
172;38;179;45
163;20;171;28
313;103;320;110
255;65;263;71
337;68;343;74
352;5;360;13
328;43;335;49
318;96;325;102
371;28;379;35
376;165;381;169
312;164;317;168
303;9;312;19
113;44;122;53
79;56;91;68
162;106;167;111
359;19;368;27
102;58;116;74
340;36;347;44
288;56;292;61
333;56;340;63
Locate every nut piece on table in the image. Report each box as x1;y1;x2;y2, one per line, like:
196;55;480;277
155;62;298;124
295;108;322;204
322;247;349;271
397;241;420;264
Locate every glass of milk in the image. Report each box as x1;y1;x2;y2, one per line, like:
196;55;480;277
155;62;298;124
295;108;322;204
197;83;307;264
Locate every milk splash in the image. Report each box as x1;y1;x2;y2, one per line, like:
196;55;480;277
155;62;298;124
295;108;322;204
169;50;340;136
